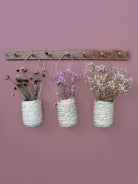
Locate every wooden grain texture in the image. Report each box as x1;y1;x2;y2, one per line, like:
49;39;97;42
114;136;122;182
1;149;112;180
5;49;129;60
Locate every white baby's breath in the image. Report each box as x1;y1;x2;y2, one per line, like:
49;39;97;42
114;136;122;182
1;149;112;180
84;62;133;102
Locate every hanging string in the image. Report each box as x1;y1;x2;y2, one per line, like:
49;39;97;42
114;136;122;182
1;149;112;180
55;52;74;101
92;52;113;77
22;52;46;99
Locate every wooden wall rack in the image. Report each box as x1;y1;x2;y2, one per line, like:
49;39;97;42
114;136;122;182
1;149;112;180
5;49;129;61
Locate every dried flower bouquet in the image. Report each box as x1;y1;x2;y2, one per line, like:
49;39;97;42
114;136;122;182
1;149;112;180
4;61;46;127
84;62;133;127
54;65;84;127
5;66;46;101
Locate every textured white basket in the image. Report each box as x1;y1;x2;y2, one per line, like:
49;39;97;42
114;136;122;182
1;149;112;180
22;99;43;127
93;100;114;128
57;98;78;128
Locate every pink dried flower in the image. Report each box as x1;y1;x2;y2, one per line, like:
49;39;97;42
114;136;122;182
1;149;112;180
54;65;83;100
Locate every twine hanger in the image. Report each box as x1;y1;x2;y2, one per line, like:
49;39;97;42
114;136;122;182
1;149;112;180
55;51;74;101
22;52;46;99
92;52;113;78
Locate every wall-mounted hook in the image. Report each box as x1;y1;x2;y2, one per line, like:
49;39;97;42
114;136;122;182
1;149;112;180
31;53;35;57
14;53;18;57
83;53;86;57
45;51;52;57
100;51;106;58
65;51;70;57
118;51;122;56
5;49;129;60
48;52;52;57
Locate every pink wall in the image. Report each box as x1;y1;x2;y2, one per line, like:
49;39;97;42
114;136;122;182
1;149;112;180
0;0;138;183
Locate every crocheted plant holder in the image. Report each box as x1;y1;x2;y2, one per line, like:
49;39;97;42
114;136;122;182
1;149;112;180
21;53;44;127
93;100;114;127
22;99;43;127
57;98;77;127
92;53;114;128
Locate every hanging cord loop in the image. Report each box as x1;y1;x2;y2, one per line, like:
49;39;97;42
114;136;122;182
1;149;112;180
92;52;113;77
22;53;44;99
55;52;74;101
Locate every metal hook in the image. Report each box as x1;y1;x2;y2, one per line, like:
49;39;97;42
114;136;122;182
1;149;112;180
45;51;52;57
14;53;18;57
98;51;106;58
65;51;70;57
83;53;86;57
118;51;122;56
48;52;52;57
31;53;36;57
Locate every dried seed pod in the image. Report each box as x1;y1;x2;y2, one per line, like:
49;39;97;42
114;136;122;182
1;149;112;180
20;67;25;72
34;71;39;75
23;68;28;73
16;74;20;80
34;80;37;84
22;81;27;86
5;75;9;80
37;78;41;82
17;83;21;87
42;68;46;73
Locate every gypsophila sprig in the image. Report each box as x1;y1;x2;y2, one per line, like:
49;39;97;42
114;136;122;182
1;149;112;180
4;67;46;101
54;65;84;101
84;62;133;102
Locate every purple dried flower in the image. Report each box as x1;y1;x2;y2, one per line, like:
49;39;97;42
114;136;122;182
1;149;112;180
68;65;72;70
65;88;70;93
54;102;57;106
71;84;75;89
56;92;60;96
80;74;85;77
53;65;83;100
62;70;66;74
66;65;72;72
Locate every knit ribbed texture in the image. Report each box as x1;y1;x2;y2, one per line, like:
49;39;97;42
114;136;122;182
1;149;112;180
93;100;114;128
22;99;43;127
57;98;77;128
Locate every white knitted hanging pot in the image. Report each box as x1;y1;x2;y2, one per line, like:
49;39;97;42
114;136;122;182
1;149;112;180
93;100;114;128
57;98;78;128
22;99;43;127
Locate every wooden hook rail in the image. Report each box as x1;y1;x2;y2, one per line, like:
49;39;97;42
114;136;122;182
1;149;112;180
5;49;129;60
